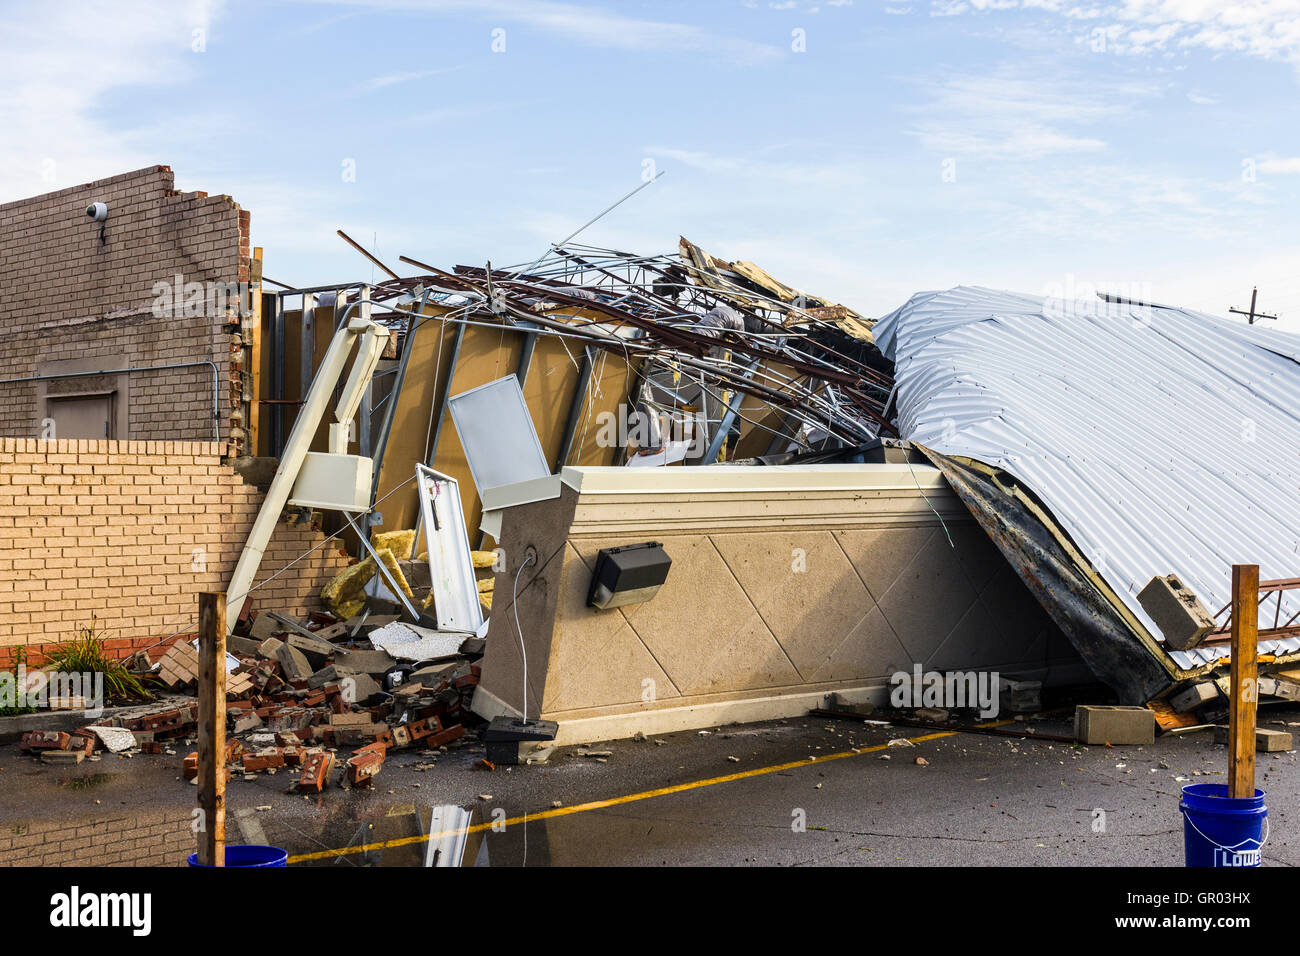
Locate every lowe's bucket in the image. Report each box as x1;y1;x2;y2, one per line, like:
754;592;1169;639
187;845;287;867
1179;783;1267;868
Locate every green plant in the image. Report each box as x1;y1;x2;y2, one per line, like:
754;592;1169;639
43;617;148;701
0;645;34;717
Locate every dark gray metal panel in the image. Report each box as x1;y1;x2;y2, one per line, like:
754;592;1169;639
554;346;594;472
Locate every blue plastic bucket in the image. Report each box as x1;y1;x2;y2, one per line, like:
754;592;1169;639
187;845;287;867
1179;783;1267;867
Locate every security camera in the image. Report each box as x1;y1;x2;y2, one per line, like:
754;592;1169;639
85;202;108;222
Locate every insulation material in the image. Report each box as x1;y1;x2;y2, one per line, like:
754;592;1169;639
321;547;413;619
372;528;418;560
321;558;377;620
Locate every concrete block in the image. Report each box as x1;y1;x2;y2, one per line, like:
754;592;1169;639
1074;705;1156;745
286;633;335;668
1170;681;1219;713
256;637;284;659
249;613;281;642
313;622;350;642
332;648;396;675
40;750;85;765
227;635;262;658
1214;726;1294;752
1138;574;1216;650
307;664;358;690
276;643;313;682
232;712;263;734
999;677;1041;714
339;672;382;705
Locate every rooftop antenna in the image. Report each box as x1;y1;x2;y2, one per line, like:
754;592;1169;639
554;169;666;249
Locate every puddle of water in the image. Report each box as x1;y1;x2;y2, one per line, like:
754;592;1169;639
279;801;556;867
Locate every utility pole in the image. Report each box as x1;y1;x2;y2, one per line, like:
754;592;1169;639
1229;287;1277;325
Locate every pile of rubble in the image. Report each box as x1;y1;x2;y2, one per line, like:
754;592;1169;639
20;605;486;792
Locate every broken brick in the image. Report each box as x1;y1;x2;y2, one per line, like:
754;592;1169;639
426;724;465;748
299;751;334;793
20;731;70;752
345;742;386;787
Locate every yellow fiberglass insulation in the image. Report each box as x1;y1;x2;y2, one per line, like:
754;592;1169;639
321;547;414;619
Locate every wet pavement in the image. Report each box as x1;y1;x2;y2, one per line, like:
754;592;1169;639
3;705;1299;866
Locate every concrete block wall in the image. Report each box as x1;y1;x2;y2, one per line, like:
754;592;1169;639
0;166;249;446
0;439;352;663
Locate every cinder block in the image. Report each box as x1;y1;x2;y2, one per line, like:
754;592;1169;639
1214;726;1294;752
227;635;261;658
1138;574;1216;650
307;664;357;690
1074;705;1156;745
276;642;313;682
1170;681;1219;714
285;633;334;667
332;648;395;675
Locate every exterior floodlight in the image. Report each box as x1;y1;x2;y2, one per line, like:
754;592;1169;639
586;542;672;610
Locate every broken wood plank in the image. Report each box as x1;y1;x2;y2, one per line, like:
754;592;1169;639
1229;564;1259;799
197;592;227;867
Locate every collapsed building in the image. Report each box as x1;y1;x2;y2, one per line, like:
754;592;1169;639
2;166;1295;751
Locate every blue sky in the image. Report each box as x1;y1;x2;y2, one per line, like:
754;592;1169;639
3;0;1299;329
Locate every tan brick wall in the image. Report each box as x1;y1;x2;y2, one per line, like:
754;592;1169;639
0;809;194;867
0;438;353;651
0;166;250;447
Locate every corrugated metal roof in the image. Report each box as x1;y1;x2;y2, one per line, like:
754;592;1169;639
875;286;1300;649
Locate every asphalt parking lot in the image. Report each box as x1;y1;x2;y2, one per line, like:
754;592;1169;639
4;703;1298;867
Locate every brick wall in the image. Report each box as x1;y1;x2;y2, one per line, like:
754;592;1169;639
0;166;249;447
0;439;353;656
0;809;193;867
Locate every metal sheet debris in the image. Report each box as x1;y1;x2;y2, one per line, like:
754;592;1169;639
877;285;1300;693
369;621;467;662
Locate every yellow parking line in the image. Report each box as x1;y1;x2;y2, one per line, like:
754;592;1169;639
286;719;1014;863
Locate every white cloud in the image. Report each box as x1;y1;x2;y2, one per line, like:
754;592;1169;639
361;66;464;92
0;0;222;202
293;0;783;64
927;0;1300;64
907;68;1157;158
1257;154;1300;174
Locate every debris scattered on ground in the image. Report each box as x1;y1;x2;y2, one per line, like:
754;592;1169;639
16;605;486;793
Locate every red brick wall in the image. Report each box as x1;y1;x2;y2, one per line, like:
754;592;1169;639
0;166;250;448
0;438;353;657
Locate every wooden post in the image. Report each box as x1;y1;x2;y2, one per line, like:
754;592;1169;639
1229;565;1259;799
197;592;227;866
